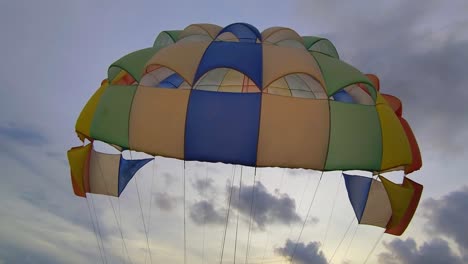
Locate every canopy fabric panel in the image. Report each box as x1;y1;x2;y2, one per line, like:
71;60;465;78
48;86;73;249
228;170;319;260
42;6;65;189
262;27;304;46
304;37;340;59
118;156;153;196
400;117;422;174
325;102;382;171
88;148;120;197
216;22;261;43
385;177;423;235
380;176;415;229
311;52;375;98
343;174;372;221
129;86;190;159
67;144;92;197
73;23;421;175
377;104;412;171
360;179;392;227
257;94;329;169
262;44;325;89
90;85;137;148
184;90;261;166
76;81;109;141
153;30;180;49
145;42;210;86
195;42;263;88
108;48;157;83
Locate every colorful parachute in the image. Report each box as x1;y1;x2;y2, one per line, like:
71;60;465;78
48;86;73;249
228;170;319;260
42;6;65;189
68;23;422;239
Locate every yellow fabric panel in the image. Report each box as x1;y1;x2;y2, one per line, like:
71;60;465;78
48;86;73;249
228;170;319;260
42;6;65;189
360;180;392;227
220;70;244;86
257;94;329;169
262;44;325;89
268;77;289;89
376;93;389;105
265;87;292;97
377;104;412;170
180;24;222;39
129;86;190;159
89;148;120;197
380;176;414;229
145;42;210;86
218;86;242;93
67;144;92;197
75;81;109;140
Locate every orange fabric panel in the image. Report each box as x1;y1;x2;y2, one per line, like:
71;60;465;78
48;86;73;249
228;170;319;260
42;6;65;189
257;94;329;169
386;177;423;236
129;86;190;159
67;144;92;197
400;118;422;174
366;74;380;91
382;94;403;116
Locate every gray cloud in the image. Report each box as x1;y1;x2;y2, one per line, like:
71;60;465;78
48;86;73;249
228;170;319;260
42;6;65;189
191;178;215;197
0;122;48;146
275;239;327;264
294;1;468;155
231;182;301;229
378;186;468;263
189;200;225;225
154;192;177;212
378;238;465;264
422;186;468;251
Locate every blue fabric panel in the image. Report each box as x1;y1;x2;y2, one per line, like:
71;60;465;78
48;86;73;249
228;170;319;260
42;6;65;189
158;73;184;88
185;90;261;166
343;173;372;222
333;90;355;103
217;23;261;43
194;42;263;88
118;156;153;195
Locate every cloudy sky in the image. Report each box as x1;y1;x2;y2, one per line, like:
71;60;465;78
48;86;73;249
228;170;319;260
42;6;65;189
1;0;467;263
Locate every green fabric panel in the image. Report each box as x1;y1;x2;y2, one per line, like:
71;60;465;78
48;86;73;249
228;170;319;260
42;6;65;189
311;52;376;99
303;37;339;58
153;30;181;49
90;85;137;148
108;48;156;82
325;101;382;171
302;36;323;49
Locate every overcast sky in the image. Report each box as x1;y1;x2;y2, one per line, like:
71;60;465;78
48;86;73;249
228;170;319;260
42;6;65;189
0;0;467;263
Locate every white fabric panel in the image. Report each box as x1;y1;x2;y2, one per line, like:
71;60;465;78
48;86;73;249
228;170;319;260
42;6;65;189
194;68;229;87
344;84;374;105
89;149;120;196
360;180;392;227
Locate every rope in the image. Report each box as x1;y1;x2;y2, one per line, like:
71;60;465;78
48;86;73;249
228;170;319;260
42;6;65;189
233;166;243;264
96;152;133;264
202;165;209;264
220;165;237;264
322;174;342;250
328;217;355;264
183;161;187;264
363;232;385;264
290;171;324;264
130;152;153;264
244;167;257;264
85;195;106;264
342;224;359;263
144;159;156;264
